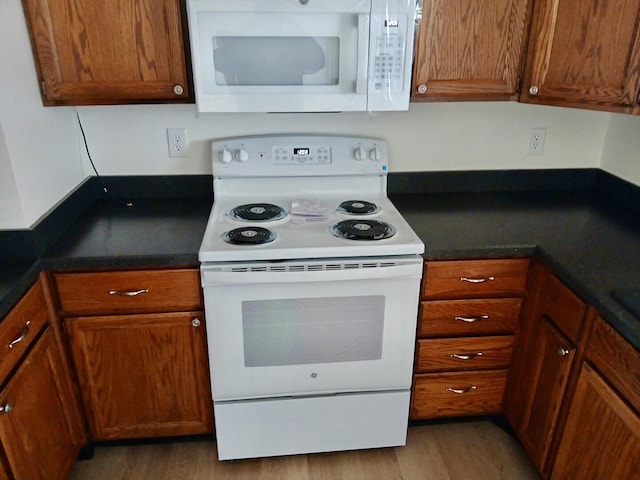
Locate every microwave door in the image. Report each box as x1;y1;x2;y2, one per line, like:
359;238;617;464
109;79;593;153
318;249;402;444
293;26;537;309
213;37;332;87
191;11;369;112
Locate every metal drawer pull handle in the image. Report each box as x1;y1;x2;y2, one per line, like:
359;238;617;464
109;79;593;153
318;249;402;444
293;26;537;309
450;352;483;360
558;347;571;357
8;321;31;349
192;318;201;327
445;385;478;394
0;404;13;414
109;289;149;297
460;276;495;283
454;315;489;323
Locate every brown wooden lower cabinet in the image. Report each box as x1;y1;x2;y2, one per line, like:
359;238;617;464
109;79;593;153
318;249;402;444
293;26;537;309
551;364;640;480
0;327;84;480
503;261;588;474
516;318;576;472
411;370;507;419
65;311;214;440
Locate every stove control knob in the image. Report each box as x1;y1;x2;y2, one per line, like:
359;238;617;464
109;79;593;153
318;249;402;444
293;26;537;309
236;148;249;162
354;146;367;161
220;149;233;164
369;147;383;161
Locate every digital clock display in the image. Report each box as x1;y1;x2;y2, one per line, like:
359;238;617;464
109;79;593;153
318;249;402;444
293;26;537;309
293;147;310;156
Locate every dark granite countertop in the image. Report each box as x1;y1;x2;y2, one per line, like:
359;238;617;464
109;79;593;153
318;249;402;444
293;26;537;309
1;178;638;351
41;198;212;271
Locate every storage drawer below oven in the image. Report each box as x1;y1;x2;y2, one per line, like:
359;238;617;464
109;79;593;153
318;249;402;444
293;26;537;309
410;370;508;420
214;390;411;460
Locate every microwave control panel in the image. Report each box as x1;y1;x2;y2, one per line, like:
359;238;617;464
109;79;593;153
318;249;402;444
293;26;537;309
371;17;407;93
367;0;416;111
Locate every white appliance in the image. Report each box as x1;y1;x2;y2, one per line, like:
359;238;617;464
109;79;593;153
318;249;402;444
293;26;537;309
199;134;425;460
187;0;418;113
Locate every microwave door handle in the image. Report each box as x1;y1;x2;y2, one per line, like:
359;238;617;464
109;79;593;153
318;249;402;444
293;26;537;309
356;14;370;94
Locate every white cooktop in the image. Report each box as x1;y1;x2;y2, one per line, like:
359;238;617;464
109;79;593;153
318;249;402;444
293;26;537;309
198;135;425;263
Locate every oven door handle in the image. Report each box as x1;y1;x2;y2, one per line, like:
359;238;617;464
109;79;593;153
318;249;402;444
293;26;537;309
201;262;423;285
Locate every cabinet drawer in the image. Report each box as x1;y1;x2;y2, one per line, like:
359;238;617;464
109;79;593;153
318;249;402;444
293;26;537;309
540;274;586;343
0;282;48;383
54;269;202;315
415;336;514;373
586;315;640;411
411;370;507;419
418;298;521;337
422;259;529;299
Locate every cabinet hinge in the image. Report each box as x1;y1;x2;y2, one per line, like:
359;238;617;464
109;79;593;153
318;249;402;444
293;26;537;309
40;81;47;98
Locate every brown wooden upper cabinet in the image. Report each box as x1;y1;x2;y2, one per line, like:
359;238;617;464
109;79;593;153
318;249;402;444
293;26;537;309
20;0;192;105
412;0;532;101
521;0;640;112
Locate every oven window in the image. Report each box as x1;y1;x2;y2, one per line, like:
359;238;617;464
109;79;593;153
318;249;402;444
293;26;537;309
242;296;384;367
213;36;340;86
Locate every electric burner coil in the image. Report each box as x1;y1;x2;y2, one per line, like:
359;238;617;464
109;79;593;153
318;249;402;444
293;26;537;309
330;219;396;241
223;227;277;245
229;203;288;222
337;200;380;215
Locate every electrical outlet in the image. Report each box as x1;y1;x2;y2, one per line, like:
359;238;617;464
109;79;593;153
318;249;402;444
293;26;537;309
167;128;188;157
528;128;547;155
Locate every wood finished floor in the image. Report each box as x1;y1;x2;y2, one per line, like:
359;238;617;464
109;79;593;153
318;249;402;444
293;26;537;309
69;420;541;480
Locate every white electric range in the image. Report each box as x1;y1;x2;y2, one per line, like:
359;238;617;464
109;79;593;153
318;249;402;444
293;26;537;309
199;134;424;461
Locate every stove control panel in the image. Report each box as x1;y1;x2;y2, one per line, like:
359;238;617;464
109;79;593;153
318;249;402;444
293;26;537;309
211;135;389;177
273;145;332;165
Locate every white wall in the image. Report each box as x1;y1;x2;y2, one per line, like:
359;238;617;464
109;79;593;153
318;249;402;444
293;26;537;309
76;101;609;176
0;123;25;229
0;0;85;229
601;113;640;185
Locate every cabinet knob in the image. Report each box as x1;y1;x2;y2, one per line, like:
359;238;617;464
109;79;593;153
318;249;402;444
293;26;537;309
173;85;185;95
529;85;539;95
0;404;13;414
192;318;201;327
417;84;428;94
558;347;571;357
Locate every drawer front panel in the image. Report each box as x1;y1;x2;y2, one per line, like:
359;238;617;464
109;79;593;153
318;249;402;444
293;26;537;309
418;298;521;337
422;259;529;299
411;370;507;419
415;336;514;373
586;315;640;411
54;269;202;315
540;274;586;343
0;282;48;383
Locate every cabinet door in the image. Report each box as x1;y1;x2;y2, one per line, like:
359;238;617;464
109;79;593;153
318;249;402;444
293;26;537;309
21;0;191;105
66;311;214;440
551;364;640;480
0;328;83;480
521;0;640;110
412;0;530;101
517;318;575;472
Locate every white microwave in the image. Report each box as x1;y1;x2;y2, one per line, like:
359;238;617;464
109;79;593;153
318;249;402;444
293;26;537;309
187;0;418;113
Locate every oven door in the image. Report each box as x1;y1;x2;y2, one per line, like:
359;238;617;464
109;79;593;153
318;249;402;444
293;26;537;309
201;257;422;401
187;0;371;112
